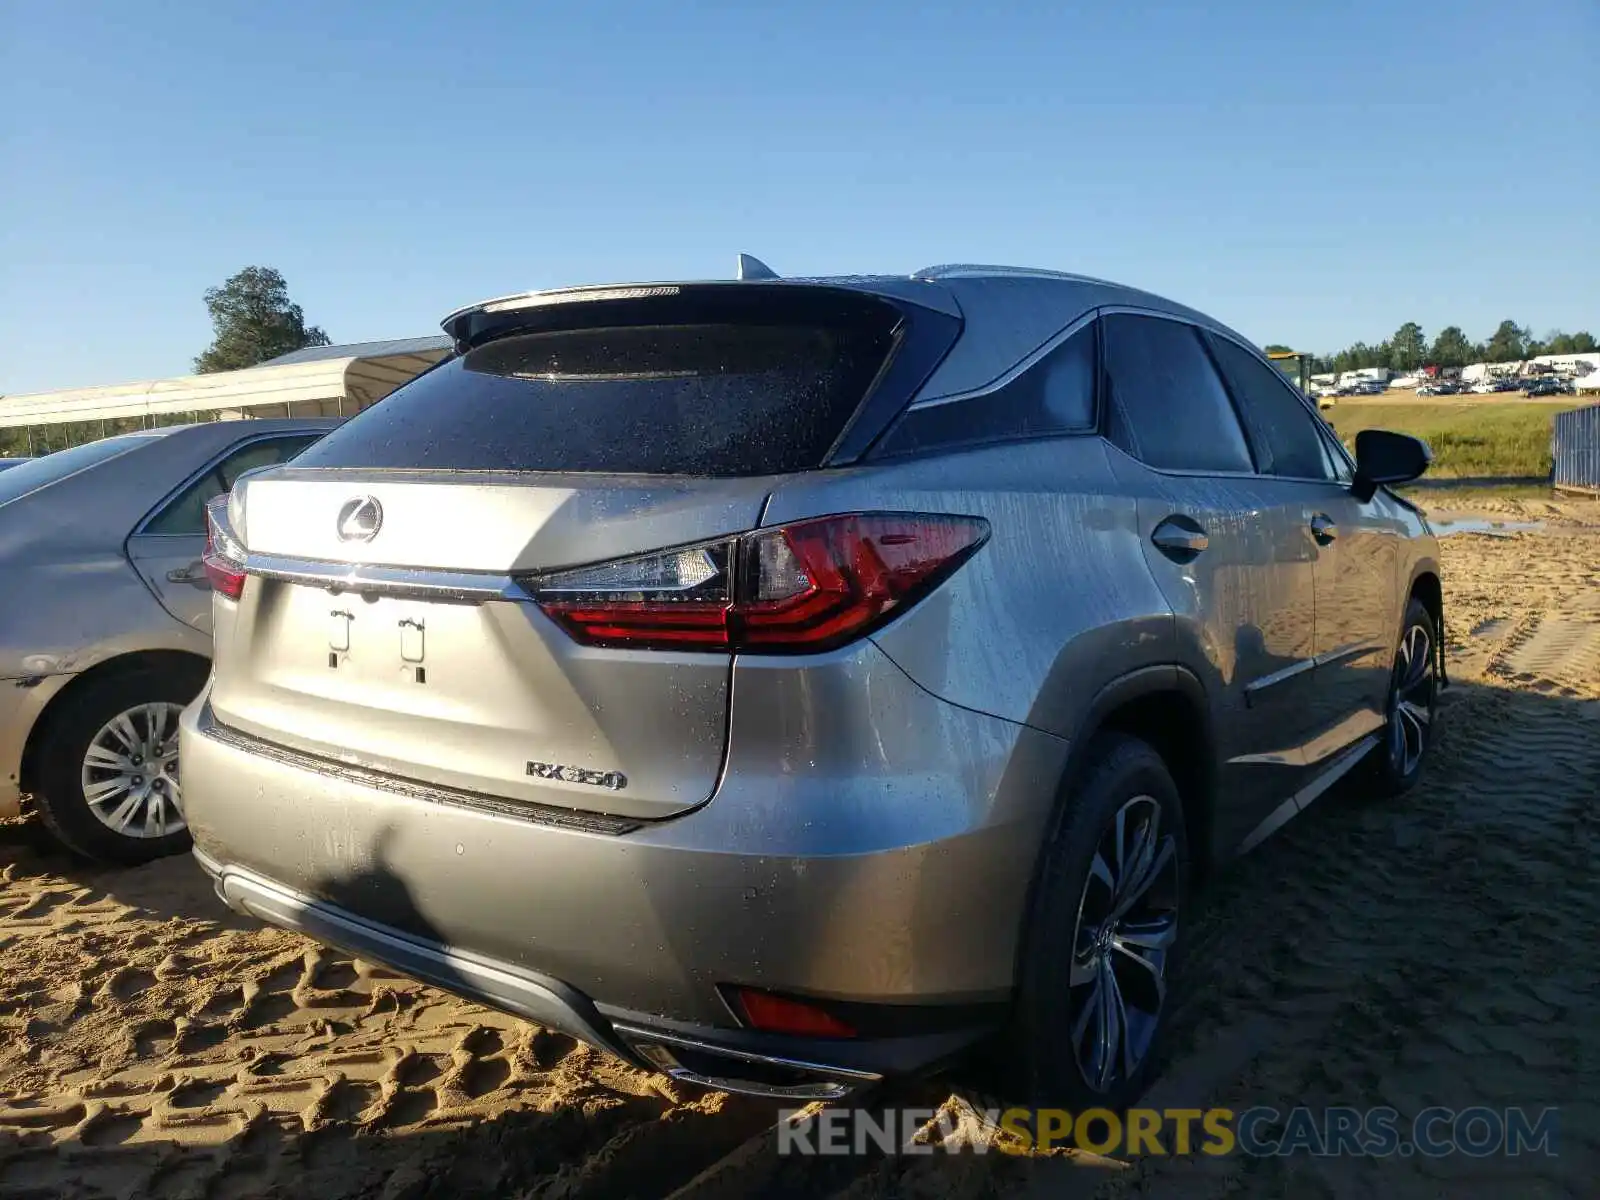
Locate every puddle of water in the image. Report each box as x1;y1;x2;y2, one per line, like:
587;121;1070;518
1431;518;1545;537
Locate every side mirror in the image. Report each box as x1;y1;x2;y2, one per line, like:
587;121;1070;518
1352;429;1431;502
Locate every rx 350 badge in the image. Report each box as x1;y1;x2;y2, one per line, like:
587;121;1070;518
527;761;627;791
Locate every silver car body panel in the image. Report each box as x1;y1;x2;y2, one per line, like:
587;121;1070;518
0;419;336;817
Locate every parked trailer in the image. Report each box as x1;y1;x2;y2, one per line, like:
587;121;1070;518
1553;402;1600;495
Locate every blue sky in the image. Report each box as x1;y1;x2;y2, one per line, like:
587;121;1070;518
1;0;1594;395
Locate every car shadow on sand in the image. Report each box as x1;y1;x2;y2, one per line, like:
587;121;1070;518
2;679;1596;1199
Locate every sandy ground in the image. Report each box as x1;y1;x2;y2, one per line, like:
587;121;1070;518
2;497;1597;1199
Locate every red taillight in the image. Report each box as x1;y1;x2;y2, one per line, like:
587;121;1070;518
203;494;247;601
527;512;988;653
731;988;857;1039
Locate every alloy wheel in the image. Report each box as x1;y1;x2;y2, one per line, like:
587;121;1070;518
1067;794;1179;1093
1388;622;1436;776
80;702;186;839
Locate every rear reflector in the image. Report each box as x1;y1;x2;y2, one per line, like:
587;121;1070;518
524;512;989;653
203;494;247;600
732;988;858;1039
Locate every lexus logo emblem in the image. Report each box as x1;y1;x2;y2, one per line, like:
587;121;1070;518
336;496;383;543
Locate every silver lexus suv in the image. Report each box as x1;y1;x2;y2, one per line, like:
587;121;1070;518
182;264;1443;1106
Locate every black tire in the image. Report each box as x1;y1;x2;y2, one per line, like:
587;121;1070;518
1004;732;1189;1110
1362;597;1440;799
31;663;207;865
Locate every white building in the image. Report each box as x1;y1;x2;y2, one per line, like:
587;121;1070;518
1338;368;1391;386
0;337;450;449
1460;361;1521;383
1460;353;1599;384
1530;352;1600;377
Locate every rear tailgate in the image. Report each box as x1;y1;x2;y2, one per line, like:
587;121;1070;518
211;474;773;822
207;282;950;822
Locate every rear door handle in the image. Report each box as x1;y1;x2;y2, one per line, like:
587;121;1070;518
1311;514;1338;545
166;560;210;587
1151;516;1209;556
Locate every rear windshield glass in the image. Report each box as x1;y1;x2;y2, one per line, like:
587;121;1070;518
293;314;899;476
0;433;159;508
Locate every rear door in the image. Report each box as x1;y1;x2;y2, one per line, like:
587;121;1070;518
207;287;933;821
126;433;321;632
1100;312;1321;853
1205;334;1398;758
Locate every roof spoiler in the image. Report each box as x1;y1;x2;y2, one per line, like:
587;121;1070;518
439;255;783;350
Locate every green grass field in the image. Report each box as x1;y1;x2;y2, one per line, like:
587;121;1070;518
1322;400;1586;479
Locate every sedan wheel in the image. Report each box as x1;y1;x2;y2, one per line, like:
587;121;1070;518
81;702;187;839
32;663;206;865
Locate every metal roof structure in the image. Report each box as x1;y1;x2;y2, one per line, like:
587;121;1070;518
0;338;450;431
260;335;451;367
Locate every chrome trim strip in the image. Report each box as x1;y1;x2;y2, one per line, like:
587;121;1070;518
1084;301;1225;330
612;1022;881;1100
244;552;523;602
906;312;1098;411
1236;793;1300;855
1314;641;1388;670
1236;734;1377;854
196;705;642;836
1226;747;1303;767
1302;707;1386;766
1242;655;1316;703
1242;642;1388;709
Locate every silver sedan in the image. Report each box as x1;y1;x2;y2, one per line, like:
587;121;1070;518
0;419;335;862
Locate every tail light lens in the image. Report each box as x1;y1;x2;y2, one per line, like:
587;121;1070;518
524;512;989;653
203;494;247;601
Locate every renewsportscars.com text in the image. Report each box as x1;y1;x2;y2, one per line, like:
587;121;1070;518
777;1105;1560;1158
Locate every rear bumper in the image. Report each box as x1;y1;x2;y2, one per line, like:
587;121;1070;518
195;850;916;1098
179;642;1068;1094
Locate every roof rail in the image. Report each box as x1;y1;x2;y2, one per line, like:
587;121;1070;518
913;263;1121;286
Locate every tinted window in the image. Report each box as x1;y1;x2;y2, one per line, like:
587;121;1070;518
144;435;321;535
1101;315;1254;473
1318;421;1355;483
295;319;897;477
1207;336;1333;480
0;434;160;508
874;323;1096;456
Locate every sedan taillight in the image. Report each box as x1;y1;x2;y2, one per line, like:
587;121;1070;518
524;512;989;653
203;494;247;601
